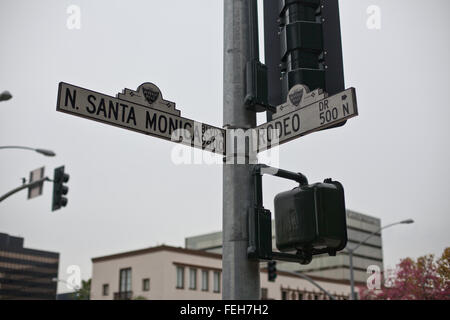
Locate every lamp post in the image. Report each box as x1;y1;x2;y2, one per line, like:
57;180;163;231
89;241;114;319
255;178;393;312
0;176;50;203
0;91;12;102
0;146;56;157
348;219;414;300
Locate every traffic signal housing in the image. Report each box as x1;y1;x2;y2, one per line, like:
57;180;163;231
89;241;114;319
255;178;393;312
279;0;324;96
52;166;69;211
263;0;345;123
274;179;347;256
278;0;345;97
268;261;277;282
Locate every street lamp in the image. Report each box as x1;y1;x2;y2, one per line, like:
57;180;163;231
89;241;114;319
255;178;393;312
0;91;12;102
0;146;56;157
348;218;414;300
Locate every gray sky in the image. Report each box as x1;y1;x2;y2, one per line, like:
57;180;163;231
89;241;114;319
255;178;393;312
1;0;449;293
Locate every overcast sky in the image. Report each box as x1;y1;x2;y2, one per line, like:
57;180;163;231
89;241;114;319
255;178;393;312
1;0;449;293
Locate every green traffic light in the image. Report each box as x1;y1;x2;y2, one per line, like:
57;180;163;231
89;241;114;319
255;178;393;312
52;166;69;212
268;261;277;282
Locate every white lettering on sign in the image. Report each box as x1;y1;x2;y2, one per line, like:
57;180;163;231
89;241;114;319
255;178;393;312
56;82;225;155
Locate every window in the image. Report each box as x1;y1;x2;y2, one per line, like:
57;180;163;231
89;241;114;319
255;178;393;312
261;288;268;300
189;268;197;290
201;270;209;291
213;271;221;293
298;293;303;300
176;266;184;289
102;284;109;296
119;268;132;293
281;290;287;300
142;278;150;292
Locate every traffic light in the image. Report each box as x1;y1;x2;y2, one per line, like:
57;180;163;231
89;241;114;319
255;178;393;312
278;0;345;97
268;261;277;282
279;0;324;96
274;179;347;256
264;0;345;122
52;166;69;211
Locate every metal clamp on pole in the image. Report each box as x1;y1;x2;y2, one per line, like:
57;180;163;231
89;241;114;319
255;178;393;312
0;177;51;203
248;164;314;264
244;0;274;113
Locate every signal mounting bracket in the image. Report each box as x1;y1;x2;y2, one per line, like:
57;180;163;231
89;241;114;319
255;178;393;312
247;164;336;265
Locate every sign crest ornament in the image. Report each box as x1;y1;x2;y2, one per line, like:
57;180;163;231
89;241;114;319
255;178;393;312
289;87;305;107
142;87;159;105
272;84;327;120
117;83;181;116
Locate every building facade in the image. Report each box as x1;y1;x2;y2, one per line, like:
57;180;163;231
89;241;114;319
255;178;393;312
185;210;383;284
0;232;59;300
90;245;352;300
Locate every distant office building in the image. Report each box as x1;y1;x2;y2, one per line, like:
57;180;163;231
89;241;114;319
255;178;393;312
0;232;59;300
185;210;383;284
90;245;352;300
56;292;76;300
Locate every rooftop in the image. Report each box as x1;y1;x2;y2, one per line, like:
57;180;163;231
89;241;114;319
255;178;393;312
91;244;353;286
91;244;221;263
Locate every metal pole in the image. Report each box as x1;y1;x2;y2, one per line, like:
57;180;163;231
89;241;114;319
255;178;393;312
0;146;56;157
348;249;355;300
223;0;259;300
0;146;35;151
0;177;50;203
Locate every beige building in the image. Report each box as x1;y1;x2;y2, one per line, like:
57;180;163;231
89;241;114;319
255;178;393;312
186;210;383;284
91;245;352;300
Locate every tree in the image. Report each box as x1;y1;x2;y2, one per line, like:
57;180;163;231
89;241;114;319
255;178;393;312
359;247;450;300
74;279;91;300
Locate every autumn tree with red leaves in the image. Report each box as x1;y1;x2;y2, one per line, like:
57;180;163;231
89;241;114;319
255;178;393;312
359;247;450;300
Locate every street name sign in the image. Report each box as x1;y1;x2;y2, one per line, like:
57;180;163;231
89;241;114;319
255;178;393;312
57;82;358;156
56;82;226;155
28;167;45;199
256;86;358;152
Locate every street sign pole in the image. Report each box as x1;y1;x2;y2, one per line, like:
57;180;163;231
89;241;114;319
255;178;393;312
223;0;260;300
0;177;50;203
54;0;358;301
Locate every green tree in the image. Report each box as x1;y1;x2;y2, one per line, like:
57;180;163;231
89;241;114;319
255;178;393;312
74;279;91;300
